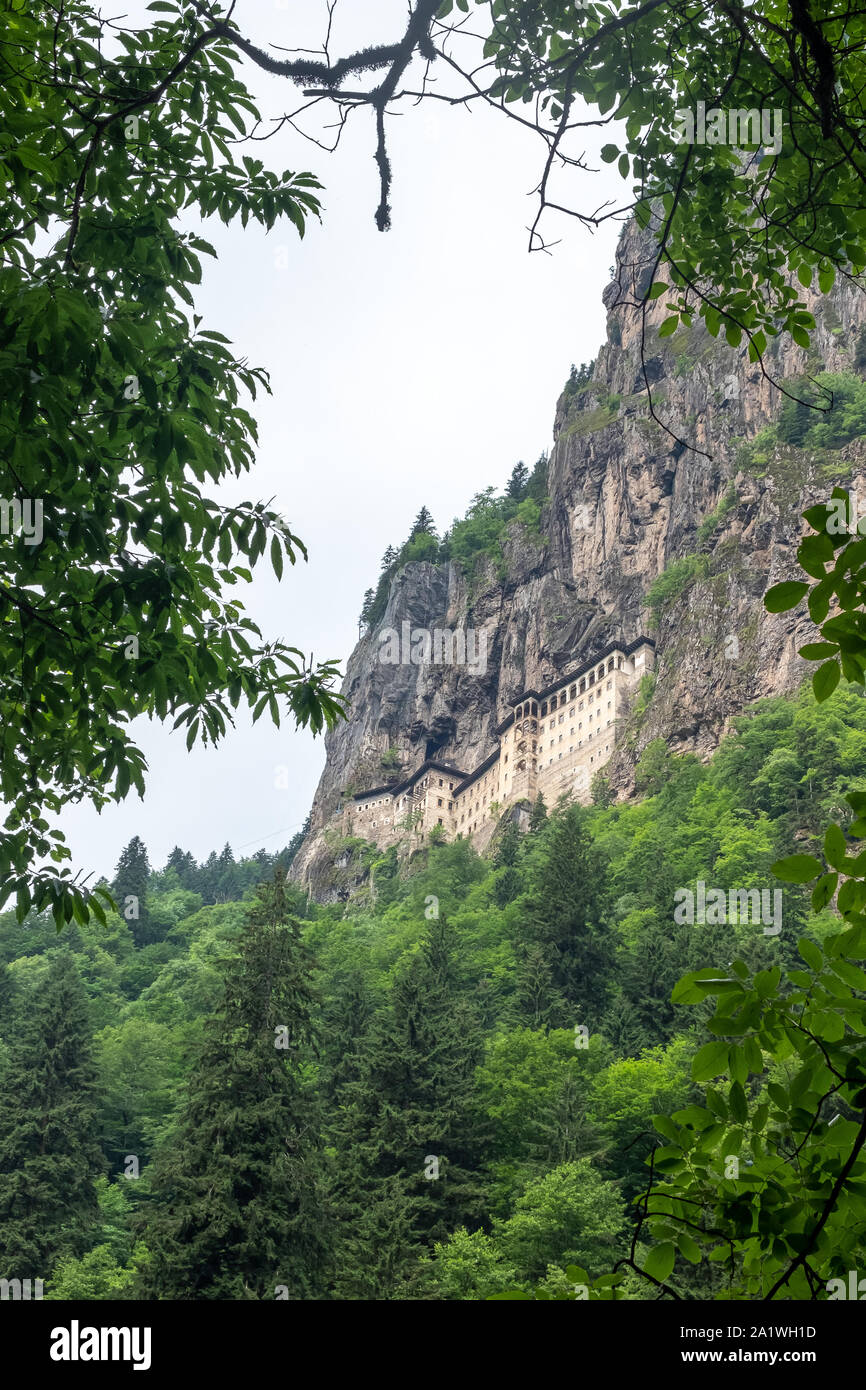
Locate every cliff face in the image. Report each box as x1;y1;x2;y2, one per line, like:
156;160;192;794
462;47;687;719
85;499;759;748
293;220;866;897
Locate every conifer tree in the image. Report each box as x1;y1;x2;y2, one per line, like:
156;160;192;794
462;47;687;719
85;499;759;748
112;835;151;946
139;871;332;1300
528;793;548;831
523;805;613;1027
165;845;198;891
380;545;398;570
0;952;102;1280
199;849;220;904
359;587;376;629
410;505;436;538
216;842;239;902
330;917;485;1299
526;450;549;504
506;461;529;500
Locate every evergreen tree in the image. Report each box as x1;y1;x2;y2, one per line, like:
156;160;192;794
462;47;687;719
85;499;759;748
165;845;198;891
380;545;398;570
112;835;151;946
523;805;613;1027
409;505;436;538
281;816;311;873
0;952;102;1279
140;871;332;1300
529;793;548;831
526;450;549;505
492;818;523;906
514;941;566;1030
506;461;529;500
216;842;239;902
359;587;376;629
330;917;485;1298
199;849;220;904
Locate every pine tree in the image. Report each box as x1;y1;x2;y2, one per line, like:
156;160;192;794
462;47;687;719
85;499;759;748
523;805;613;1027
216;842;239;902
330;917;485;1298
140;871;332;1300
492;818;523;906
359;587;376;629
199;849;220;904
380;545;398;570
514;941;565;1029
165;845;198;891
112;835;151;946
526;450;549;505
410;505;436;538
0;952;102;1280
529;793;548;831
506;461;529;500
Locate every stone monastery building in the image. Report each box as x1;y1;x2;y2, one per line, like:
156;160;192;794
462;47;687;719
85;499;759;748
342;637;655;851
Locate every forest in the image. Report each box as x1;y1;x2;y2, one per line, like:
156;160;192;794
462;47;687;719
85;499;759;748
2;680;865;1299
5;0;866;1327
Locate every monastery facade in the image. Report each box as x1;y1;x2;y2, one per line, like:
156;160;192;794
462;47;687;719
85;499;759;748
339;638;655;851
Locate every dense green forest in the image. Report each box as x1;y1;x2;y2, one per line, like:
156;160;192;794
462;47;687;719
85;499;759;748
2;680;865;1299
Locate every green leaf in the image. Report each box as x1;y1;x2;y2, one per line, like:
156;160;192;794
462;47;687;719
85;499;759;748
824;824;848;870
600;144;619;163
772;854;822;883
692;1040;730;1083
643;1242;676;1283
813;659;841;702
764;580;808;613
798;938;823;971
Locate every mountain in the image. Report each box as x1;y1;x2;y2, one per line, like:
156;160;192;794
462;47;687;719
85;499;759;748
293;219;866;898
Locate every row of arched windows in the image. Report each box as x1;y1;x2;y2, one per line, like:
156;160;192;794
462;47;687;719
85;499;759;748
516;654;623;722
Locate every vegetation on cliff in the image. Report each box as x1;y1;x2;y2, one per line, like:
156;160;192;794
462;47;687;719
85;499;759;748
3;677;866;1298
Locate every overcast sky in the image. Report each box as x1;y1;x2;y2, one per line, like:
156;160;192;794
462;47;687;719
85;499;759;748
59;0;624;880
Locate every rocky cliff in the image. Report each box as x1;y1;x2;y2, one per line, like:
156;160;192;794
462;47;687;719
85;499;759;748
293;219;866;897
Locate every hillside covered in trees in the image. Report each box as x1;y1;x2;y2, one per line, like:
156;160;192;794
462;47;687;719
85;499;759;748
2;681;865;1299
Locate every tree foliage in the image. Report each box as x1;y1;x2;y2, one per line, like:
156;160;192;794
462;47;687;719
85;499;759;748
0;0;344;930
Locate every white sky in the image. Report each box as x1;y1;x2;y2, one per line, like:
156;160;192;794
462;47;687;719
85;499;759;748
59;0;624;880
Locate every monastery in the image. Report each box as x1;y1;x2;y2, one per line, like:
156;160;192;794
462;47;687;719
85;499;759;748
339;637;655;852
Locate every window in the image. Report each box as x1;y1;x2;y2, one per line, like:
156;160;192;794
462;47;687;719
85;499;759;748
558;713;564;724
437;798;443;807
